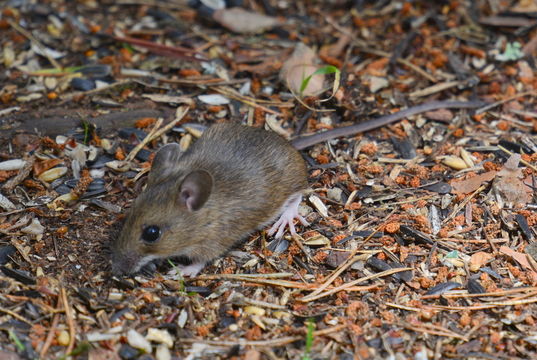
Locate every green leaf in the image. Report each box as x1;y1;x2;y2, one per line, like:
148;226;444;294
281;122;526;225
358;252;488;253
299;65;340;95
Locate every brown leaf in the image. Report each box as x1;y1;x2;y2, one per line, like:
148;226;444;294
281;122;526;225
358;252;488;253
279;43;325;96
425;108;454;122
469;251;494;272
451;171;497;194
493;154;533;206
320;31;352;58
33;158;63;177
212;7;280;34
500;245;533;271
235;56;283;77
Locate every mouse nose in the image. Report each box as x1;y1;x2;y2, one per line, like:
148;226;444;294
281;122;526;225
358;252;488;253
110;251;140;276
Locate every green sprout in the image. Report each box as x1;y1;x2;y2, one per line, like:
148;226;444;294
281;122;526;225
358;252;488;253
299;65;340;97
8;330;25;352
81;121;92;145
167;259;197;296
58;341;91;360
302;318;315;360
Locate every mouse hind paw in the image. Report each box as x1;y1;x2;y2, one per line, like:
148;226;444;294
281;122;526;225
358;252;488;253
267;193;309;238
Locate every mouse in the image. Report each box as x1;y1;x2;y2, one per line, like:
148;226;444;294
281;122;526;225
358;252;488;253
111;100;483;276
111;122;309;276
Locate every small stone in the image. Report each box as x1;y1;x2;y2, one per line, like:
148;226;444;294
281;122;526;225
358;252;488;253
325;251;350;268
244;306;265;316
155;344;171;360
127;329;152;354
442;156;468;170
368;76;389;93
304;234;330;246
57;330;69;346
327;187;343;202
197;94;230;105
89;168;105;178
177;309;188;328
47;193;78;210
308;194;328;218
38;167;68;182
179;133;192;151
0;159;26;171
105;160;131;172
21;218;45;235
145;328;174;348
55;135;68;145
44;77;57;90
101;139;113;151
108;292;123;301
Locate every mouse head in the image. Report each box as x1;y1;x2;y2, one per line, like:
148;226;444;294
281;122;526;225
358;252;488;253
111;144;213;275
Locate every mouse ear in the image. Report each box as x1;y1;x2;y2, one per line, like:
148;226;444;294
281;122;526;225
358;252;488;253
178;170;213;211
148;143;182;185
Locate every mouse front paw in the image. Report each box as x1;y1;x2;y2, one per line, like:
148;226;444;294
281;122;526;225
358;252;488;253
169;261;206;278
267;193;309;238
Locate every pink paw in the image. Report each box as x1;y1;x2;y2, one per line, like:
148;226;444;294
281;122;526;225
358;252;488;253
267;193;309;238
177;262;206;277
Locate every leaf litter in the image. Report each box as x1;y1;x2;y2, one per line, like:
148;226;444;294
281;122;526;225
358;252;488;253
1;1;537;359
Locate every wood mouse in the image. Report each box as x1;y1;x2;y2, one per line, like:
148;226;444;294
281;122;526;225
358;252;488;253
111;100;483;276
111;122;309;276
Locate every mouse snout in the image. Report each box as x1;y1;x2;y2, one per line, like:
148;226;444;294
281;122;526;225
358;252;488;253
110;250;142;276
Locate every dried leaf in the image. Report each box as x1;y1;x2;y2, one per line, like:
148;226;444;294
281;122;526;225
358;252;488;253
451;171;497;194
33;158;63;176
425;108;454;122
212;7;280;34
320;32;352;58
493;154;532;206
469;251;494;272
368;76;389;93
500;245;534;271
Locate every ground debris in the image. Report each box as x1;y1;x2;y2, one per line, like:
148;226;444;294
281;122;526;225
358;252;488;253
1;0;537;359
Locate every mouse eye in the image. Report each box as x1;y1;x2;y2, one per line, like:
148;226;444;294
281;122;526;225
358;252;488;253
141;225;161;243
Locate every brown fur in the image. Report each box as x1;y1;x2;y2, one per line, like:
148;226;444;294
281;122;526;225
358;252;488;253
111;123;308;274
